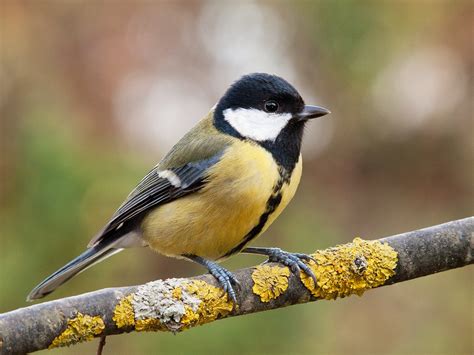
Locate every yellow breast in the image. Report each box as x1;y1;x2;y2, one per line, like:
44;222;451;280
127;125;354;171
141;140;302;260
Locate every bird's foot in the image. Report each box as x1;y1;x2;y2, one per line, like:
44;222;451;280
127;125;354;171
184;254;239;305
243;247;317;286
206;262;240;304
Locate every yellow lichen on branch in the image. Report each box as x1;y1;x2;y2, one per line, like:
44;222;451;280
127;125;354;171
47;238;397;348
49;312;105;348
108;238;397;337
300;238;398;299
113;294;135;329
135;318;164;332
111;279;233;333
182;280;234;326
251;265;290;302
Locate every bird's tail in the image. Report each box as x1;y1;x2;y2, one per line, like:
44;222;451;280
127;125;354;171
27;243;123;301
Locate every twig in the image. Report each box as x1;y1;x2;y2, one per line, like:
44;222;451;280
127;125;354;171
96;336;106;355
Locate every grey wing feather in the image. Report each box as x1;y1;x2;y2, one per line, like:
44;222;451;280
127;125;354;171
88;151;224;247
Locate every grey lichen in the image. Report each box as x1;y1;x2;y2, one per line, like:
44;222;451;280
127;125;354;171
131;278;201;331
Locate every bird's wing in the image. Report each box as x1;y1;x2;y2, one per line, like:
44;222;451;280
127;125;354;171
88;151;224;247
29;152;226;300
88;112;233;248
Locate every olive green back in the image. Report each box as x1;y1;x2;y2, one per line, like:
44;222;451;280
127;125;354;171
158;111;234;170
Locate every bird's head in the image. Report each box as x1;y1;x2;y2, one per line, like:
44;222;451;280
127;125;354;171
214;73;330;143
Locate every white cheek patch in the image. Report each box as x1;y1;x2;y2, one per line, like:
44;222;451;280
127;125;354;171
223;108;292;142
158;170;182;188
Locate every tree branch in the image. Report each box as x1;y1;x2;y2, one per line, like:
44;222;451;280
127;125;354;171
1;217;472;354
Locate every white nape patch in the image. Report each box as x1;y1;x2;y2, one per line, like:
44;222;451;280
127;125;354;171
158;170;182;187
223;108;292;142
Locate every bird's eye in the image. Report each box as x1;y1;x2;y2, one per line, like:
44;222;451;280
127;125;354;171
264;100;279;113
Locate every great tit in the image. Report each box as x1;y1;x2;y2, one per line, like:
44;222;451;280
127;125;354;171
27;73;330;303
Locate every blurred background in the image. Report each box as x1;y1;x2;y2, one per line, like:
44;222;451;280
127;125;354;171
1;0;472;354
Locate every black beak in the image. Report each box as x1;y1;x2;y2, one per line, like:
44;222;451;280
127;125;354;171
294;105;331;121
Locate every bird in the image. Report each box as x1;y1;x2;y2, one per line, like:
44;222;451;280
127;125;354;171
27;73;330;303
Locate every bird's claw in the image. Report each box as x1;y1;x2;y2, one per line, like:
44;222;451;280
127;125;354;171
266;248;318;286
207;263;239;305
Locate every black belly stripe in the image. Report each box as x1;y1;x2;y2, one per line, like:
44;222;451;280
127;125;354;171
222;167;290;258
